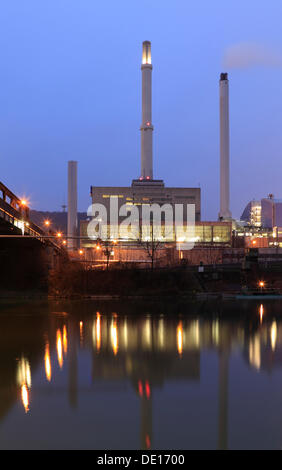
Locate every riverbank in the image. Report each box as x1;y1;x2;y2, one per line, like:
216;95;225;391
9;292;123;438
2;259;282;300
2;287;282;303
48;264;201;298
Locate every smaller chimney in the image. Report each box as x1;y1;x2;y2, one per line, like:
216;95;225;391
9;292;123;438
67;161;77;250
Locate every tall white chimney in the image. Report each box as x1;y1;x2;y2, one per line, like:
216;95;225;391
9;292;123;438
140;41;153;180
219;73;232;220
67;160;77;250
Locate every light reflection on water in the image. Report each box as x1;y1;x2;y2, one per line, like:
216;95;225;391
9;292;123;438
1;300;282;449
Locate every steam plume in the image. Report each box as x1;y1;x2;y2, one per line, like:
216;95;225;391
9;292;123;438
223;42;282;69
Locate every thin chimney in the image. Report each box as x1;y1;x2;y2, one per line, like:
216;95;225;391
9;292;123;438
67;161;77;249
140;41;153;180
219;73;232;220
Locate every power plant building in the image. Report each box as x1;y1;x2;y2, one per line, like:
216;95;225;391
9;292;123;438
80;41;233;258
90;41;200;240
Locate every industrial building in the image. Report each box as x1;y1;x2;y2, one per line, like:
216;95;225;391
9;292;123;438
89;41;201;236
74;41;235;264
241;196;282;229
62;41;240;267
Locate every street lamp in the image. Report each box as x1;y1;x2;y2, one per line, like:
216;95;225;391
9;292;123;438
259;281;265;292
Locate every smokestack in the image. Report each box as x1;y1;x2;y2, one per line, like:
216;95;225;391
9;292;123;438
140;41;153;180
67;161;77;250
219;73;232;220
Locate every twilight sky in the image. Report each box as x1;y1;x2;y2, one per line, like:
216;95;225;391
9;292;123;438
1;0;282;220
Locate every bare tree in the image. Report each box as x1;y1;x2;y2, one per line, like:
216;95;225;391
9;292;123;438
138;222;162;270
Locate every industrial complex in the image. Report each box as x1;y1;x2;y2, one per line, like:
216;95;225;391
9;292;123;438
69;41;233;265
3;40;282;269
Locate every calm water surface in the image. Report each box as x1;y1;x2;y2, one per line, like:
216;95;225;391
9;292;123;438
0;299;282;450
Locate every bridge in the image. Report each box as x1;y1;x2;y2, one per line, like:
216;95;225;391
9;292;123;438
0;180;67;293
0;181;46;239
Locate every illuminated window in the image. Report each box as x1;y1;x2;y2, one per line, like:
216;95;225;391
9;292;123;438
213;226;230;243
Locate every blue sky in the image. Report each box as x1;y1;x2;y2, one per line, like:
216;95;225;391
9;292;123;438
1;0;282;219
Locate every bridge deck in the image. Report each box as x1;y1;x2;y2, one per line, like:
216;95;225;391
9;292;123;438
0;181;61;249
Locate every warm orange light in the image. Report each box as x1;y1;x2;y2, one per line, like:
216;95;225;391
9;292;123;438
252;240;257;245
177;322;183;356
56;232;62;238
271;321;277;351
63;325;68;355
79;249;84;255
63;240;67;245
21;384;29;413
96;313;101;351
79;321;83;343
56;329;63;368
20;199;27;206
259;281;265;288
96;245;101;251
44;343;52;382
44;220;50;227
111;321;118;355
113;240;118;245
259;304;264;324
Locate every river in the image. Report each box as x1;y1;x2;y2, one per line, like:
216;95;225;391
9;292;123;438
0;298;281;450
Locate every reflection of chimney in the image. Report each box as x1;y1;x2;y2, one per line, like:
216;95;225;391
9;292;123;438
217;351;229;450
67;161;77;250
139;381;152;450
219;73;232;220
140;41;153;180
68;320;78;408
141;396;152;450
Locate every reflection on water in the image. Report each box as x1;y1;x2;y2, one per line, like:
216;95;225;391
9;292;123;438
56;329;63;369
1;300;282;449
63;325;67;355
111;319;118;356
260;304;264;324
96;312;101;352
16;358;31;414
177;321;183;356
44;342;51;382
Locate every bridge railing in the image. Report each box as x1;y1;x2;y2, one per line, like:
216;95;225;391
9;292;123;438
0;181;66;252
0;181;29;219
0;199;44;237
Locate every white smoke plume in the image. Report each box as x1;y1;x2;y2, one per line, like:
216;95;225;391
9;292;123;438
223;42;282;69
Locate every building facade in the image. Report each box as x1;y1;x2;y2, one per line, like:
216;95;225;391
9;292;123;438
241;197;282;229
